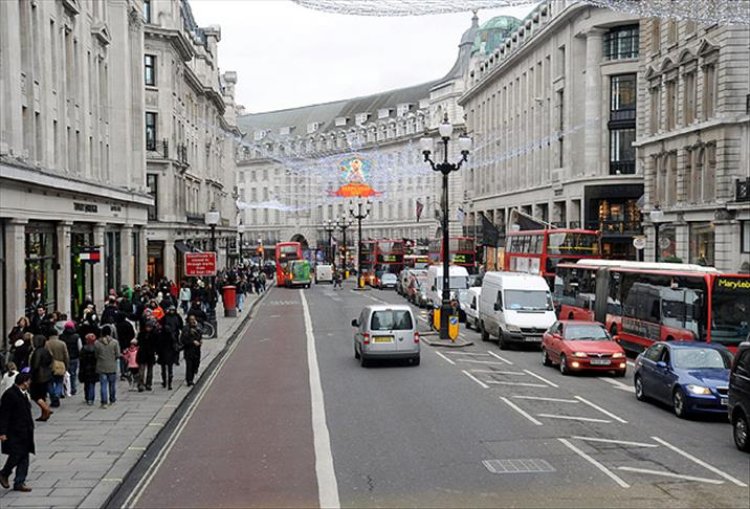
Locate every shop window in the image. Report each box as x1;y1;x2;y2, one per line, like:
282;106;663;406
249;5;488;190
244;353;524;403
105;231;121;294
25;227;57;314
690;222;715;266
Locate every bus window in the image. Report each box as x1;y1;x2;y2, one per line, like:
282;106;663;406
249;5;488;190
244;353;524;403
711;276;750;346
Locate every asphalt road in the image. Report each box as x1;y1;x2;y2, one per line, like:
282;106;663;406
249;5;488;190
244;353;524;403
124;282;750;508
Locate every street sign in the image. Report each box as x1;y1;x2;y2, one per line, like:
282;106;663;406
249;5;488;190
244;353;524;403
78;248;101;263
185;252;216;277
632;236;646;250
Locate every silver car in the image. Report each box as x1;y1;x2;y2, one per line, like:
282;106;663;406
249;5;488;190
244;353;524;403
351;305;420;367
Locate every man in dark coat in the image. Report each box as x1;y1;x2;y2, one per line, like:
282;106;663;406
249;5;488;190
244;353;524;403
181;316;203;387
0;372;35;492
158;306;182;390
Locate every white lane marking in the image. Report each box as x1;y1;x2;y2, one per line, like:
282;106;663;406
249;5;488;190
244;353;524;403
599;377;635;393
259;338;271;343
616;467;724;485
462;370;489;389
468;369;526;376
269;314;281;318
538;414;612;423
513;395;579;404
445;351;491;356
627;361;635;368
558;438;630;488
301;290;341;508
499;396;543;426
523;369;559;388
574;396;628;424
456;359;509;366
487;351;514;365
434;351;456;365
651;436;748;487
488;381;549;388
571;436;658;448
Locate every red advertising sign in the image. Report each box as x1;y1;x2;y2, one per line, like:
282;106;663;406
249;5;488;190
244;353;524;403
184;252;216;277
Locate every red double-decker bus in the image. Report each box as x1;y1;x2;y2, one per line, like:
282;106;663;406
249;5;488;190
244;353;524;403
370;239;405;286
275;241;302;286
428;237;478;273
504;228;600;287
359;240;376;283
554;259;750;353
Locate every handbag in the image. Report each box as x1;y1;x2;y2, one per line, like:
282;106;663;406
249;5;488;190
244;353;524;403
52;359;66;376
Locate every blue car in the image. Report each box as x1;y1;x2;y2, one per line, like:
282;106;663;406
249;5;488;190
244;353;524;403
634;341;733;419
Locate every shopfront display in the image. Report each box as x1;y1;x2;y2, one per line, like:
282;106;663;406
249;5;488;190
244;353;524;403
25;222;57;314
690;222;715;266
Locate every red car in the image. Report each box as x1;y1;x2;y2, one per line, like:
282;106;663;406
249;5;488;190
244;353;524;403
541;320;627;376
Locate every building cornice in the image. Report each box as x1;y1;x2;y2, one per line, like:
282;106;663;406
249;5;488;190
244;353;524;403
633;115;750;148
144;25;195;61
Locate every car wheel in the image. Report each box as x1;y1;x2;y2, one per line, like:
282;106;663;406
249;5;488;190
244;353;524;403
634;375;646;401
498;331;510;350
733;412;750;452
559;354;569;375
673;388;690;419
411;355;421;366
480;322;490;342
542;348;552;366
354;344;360;360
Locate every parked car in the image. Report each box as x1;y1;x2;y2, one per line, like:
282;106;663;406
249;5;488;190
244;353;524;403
379;273;398;290
407;277;429;307
541;320;626;376
351;305;420;367
634;341;733;419
729;341;750;452
462;287;482;330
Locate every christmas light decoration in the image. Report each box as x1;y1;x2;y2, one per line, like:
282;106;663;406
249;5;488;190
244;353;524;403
291;0;750;24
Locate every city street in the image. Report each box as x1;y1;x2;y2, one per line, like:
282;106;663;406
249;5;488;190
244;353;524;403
119;282;750;508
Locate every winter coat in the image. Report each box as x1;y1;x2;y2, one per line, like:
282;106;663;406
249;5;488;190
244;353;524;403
94;336;121;374
115;318;136;352
11;342;32;371
136;329;158;365
100;305;120;325
0;371;19;395
180;326;202;361
78;345;98;384
122;346;139;369
59;330;81;360
0;385;35;456
178;287;191;303
45;336;70;371
159;313;183;365
29;348;52;384
7;325;28;344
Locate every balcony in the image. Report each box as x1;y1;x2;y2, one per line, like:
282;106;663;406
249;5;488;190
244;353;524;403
736;177;750;202
586;220;643;236
609;108;636;124
609;160;636;175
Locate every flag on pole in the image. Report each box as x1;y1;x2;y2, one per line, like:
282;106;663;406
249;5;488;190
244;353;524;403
481;213;500;247
456;206;465;224
416;199;424;222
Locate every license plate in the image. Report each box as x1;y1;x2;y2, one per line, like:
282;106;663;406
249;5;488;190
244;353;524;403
373;336;393;343
721;397;728;406
525;336;542;342
590;359;611;366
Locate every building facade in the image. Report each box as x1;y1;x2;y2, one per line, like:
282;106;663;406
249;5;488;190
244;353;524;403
142;0;241;283
460;0;644;260
1;0;151;341
636;18;750;271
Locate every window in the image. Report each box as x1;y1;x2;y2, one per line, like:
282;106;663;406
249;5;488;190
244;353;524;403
603;25;639;60
610;74;637;113
703;64;716;119
609;128;636;174
742;221;750;253
689;222;715;266
666;79;677;130
144;54;156;86
143;0;152;23
649;85;661;133
683;71;696;124
146;174;158;221
145;112;157;151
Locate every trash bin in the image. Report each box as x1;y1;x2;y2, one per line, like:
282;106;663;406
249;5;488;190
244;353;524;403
222;285;237;318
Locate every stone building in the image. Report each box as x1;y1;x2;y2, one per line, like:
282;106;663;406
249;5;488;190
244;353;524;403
235;14;511;261
635;18;750;271
460;0;644;260
0;0;151;340
142;0;241;282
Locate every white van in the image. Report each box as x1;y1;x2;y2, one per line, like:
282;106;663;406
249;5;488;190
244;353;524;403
461;287;482;330
478;272;556;349
426;265;470;308
315;264;333;284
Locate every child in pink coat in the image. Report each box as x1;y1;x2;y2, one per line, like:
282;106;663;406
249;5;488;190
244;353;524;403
122;339;140;390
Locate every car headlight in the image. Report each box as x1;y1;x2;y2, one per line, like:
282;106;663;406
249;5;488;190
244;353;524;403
611;352;625;358
572;352;588;358
686;384;711;395
507;324;522;333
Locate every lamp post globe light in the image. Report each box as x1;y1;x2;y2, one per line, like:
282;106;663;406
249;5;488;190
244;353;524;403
650;206;665;262
349;199;371;287
421;114;471;340
335;216;353;278
324;220;336;268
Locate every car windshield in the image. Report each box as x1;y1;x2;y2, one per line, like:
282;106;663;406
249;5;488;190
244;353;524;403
370;310;413;331
504;290;554;311
564;325;610;341
437;276;468;290
711;278;750;346
382;274;397;282
671;348;731;370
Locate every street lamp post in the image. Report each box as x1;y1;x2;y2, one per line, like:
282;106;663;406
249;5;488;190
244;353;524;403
336;216;353;278
420;114;472;340
650;206;665;262
204;205;220;337
324;220;336;268
349;199;371;287
238;222;245;264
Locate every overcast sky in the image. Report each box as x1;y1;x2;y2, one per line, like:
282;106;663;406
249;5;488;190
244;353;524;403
189;0;537;113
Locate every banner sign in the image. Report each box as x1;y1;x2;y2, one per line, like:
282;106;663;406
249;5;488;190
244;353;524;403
79;248;101;264
185;252;217;277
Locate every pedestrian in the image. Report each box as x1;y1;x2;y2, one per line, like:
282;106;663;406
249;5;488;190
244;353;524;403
158;307;182;390
0;372;35;493
100;297;120;325
0;363;19;395
44;330;69;408
7;317;30;350
78;334;98;406
29;306;47;335
78;304;99;338
121;340;139;391
94;325;120;408
136;320;158;392
178;282;192;315
180;315;202;387
27;335;53;421
259;272;267;292
59;321;81;396
11;333;32;373
114;313;136;380
236;278;246;313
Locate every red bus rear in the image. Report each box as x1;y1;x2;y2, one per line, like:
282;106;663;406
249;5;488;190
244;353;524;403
360;240;376;284
371;239;405;286
428;237;478;273
275;242;302;287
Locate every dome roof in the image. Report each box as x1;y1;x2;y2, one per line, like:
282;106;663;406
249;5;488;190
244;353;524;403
472;15;522;56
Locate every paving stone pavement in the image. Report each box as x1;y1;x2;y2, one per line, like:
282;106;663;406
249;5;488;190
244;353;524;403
0;289;268;509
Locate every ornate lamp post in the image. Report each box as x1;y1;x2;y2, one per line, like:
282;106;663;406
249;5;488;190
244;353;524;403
204;205;220;337
237;222;245;264
420;114;472;340
335;216;353;278
324;219;336;268
650;206;665;262
349;199;371;287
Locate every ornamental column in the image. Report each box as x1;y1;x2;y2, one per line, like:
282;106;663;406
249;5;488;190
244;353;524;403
56;221;73;318
120;224;134;289
93;223;106;309
584;28;605;175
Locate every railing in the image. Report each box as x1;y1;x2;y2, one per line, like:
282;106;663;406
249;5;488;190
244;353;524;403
609;109;636;123
609;160;636;175
586;220;643;235
736;177;750;202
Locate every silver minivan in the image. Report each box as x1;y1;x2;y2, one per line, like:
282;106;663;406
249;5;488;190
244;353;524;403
351;304;420;367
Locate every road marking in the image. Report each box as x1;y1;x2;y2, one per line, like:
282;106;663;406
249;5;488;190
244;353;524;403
651;436;748;487
301;290;341;509
468;369;526;376
599;377;635;393
616;467;724;485
462;370;489;389
456;359;509;366
434;351;456;365
513;395;579;404
523;369;559;388
269;314;281;318
627;361;635;368
446;351;491;356
499;397;543;426
558;438;630;488
571;436;658;448
259;338;271;343
574;396;628;423
488;381;549;388
487;351;513;365
538;414;612;423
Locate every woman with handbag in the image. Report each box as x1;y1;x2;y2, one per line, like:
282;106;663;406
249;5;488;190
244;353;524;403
28;335;53;421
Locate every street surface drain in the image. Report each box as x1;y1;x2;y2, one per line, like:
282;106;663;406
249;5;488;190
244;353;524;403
483;459;555;474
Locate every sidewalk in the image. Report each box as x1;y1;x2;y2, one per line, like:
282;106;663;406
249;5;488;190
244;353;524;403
0;289;269;509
